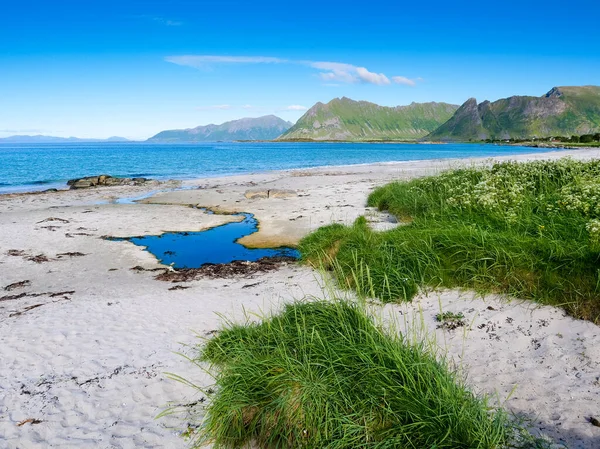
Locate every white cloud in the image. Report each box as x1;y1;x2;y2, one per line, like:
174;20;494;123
282;105;308;111
392;76;417;86
317;69;358;84
309;61;355;72
355;67;390;85
242;104;254;109
165;55;417;87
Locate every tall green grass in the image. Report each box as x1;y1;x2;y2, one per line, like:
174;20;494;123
188;300;511;448
300;158;600;322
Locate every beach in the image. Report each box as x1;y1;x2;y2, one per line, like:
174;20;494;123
2;148;600;448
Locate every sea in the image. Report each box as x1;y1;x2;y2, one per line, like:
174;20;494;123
0;142;554;194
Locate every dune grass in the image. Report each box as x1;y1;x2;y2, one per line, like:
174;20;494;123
299;158;600;323
186;299;514;448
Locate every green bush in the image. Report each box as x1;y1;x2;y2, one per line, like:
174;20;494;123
193;300;510;448
300;159;600;322
580;134;594;143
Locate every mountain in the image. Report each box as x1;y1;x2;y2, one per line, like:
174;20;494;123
427;86;600;141
0;135;130;143
148;115;292;142
276;97;459;141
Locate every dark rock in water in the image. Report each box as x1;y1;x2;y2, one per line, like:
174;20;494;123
71;179;96;189
155;256;297;282
67;174;151;189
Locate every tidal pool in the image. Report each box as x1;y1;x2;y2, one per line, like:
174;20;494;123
111;212;299;269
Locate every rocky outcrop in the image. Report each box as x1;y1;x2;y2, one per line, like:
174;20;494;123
67;175;150;190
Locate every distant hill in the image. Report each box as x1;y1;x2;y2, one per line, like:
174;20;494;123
276;97;458;141
427;86;600;141
0;135;130;143
148;115;292;142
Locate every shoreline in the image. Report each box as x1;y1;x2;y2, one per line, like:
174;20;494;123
1;143;590;197
1;148;600;448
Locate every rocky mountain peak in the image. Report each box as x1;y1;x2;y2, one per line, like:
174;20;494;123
545;87;563;98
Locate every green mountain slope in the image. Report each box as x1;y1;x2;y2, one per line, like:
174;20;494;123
276;97;458;141
427;86;600;141
148;115;292;142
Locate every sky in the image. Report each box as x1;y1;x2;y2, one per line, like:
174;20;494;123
1;0;599;140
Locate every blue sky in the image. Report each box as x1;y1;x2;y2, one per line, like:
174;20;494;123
1;0;599;139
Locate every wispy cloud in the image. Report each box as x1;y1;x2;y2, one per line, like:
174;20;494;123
309;61;391;85
281;105;308;111
392;76;417;86
165;55;419;86
158;18;183;26
135;15;183;26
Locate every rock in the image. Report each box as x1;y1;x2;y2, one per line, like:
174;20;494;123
67;174;151;190
104;177;123;186
71;179;96;189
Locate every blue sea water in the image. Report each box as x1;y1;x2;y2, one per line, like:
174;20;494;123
0;142;554;194
109;212;299;268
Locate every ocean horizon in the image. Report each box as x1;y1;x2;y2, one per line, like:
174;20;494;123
0;141;554;194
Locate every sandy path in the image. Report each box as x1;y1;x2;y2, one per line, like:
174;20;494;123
1;149;600;448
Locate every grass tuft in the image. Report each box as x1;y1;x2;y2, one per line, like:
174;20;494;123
189;300;510;448
299;158;600;322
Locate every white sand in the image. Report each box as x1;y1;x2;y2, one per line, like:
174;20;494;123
1;148;600;448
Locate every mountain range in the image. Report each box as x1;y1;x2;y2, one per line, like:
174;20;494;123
427;86;600;141
277;98;458;141
147;115;292;142
5;86;599;144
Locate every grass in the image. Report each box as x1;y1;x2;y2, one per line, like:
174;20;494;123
279;97;458;141
299;158;600;323
181;299;515;448
435;311;466;330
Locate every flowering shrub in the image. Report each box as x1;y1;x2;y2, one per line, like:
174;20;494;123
558;178;600;217
410;159;600;226
314;157;600;322
586;219;600;248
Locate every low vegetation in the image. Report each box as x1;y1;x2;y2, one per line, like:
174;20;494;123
300;158;600;322
482;133;600;146
184;300;517;448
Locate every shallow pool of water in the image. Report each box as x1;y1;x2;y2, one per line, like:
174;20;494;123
110;212;299;268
